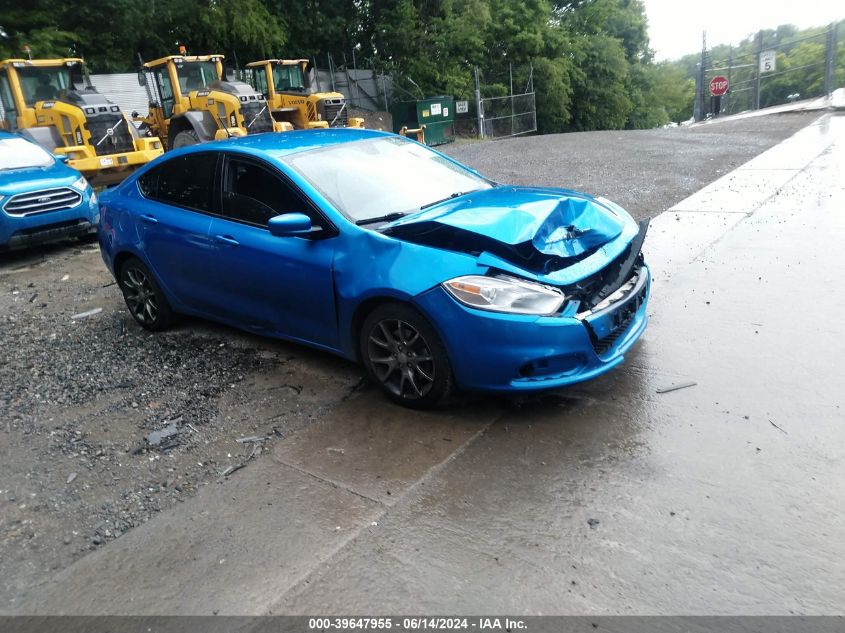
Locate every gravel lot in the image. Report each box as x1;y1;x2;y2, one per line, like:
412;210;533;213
442;112;820;220
0;241;360;606
0;111;821;608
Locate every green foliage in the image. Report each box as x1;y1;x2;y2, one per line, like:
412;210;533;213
0;4;76;60
532;56;574;133
3;0;838;133
0;0;287;72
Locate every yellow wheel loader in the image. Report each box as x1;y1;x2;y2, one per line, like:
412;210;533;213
136;54;290;150
0;58;163;186
244;59;365;130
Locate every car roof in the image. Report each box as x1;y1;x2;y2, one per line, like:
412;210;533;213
175;128;395;159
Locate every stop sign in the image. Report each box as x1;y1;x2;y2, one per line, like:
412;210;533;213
709;76;729;97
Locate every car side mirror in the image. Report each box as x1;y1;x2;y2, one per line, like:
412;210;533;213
54;154;69;163
137;70;147;87
268;213;312;237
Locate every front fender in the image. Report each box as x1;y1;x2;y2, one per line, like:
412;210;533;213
332;229;483;357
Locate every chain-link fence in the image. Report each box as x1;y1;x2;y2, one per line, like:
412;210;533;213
453;64;537;140
480;92;537;139
695;21;842;120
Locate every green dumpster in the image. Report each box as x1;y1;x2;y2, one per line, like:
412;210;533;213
389;96;455;146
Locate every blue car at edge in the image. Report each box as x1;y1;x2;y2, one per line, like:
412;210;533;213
0;131;98;249
97;129;650;408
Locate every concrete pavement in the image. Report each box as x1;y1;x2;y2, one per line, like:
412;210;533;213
7;114;845;615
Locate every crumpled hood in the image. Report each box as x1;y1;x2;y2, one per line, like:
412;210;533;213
381;186;635;279
385;186;625;259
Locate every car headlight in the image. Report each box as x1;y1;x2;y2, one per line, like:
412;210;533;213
71;176;89;192
442;275;565;315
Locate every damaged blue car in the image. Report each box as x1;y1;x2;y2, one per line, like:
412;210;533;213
98;129;649;407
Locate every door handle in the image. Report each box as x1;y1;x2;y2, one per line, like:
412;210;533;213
139;214;158;224
214;234;240;246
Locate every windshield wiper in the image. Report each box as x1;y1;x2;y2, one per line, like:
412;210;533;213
355;212;407;226
419;189;478;210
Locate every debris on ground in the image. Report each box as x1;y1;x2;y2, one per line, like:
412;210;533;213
587;518;600;529
769;419;788;434
219;444;261;479
236;435;267;444
66;472;78;484
146;423;180;447
327;447;345;455
71;307;103;320
219;463;247;478
656;381;697;394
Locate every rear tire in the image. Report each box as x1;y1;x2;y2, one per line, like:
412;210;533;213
360;303;454;409
172;129;200;149
119;257;174;332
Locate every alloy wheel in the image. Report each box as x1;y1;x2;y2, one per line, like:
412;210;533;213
367;319;436;399
122;266;159;325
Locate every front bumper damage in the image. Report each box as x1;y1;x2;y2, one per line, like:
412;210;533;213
413;220;651;392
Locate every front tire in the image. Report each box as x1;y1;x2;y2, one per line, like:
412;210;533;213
171;129;200;149
360;303;454;408
119;257;174;331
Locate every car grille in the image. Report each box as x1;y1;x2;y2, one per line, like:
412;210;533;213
324;102;348;127
590;274;648;355
3;188;82;216
242;101;274;134
86;114;135;156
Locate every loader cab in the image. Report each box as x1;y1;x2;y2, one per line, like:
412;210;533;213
141;55;224;142
0;59;91;129
247;59;312;99
245;59;326;130
272;62;307;93
15;61;91;106
144;56;224;115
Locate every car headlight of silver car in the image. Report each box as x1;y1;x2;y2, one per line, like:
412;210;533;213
442;275;565;315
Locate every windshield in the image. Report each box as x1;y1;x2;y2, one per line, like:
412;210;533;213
175;61;219;92
17;64;86;106
0;137;55;170
273;64;305;91
284;137;491;223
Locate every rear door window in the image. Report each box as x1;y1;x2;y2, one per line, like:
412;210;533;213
141;152;218;213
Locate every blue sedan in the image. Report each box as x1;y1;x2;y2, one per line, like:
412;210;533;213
0;131;98;249
97;129;649;407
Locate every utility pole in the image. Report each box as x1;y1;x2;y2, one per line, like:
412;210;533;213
694;31;706;121
725;46;733;115
824;22;838;97
474;66;484;139
509;62;514;137
754;30;763;110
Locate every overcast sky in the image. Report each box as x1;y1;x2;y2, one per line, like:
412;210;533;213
643;0;844;60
